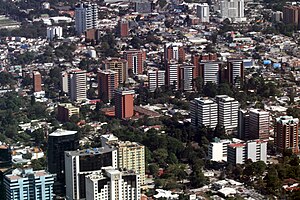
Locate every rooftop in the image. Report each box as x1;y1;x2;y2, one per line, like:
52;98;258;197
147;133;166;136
65;145;116;157
49;129;77;137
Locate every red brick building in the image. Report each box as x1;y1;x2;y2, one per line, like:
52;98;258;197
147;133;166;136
124;50;146;75
33;71;42;92
98;70;119;103
115;89;135;119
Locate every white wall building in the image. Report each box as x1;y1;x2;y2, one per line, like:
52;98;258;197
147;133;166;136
46;26;62;40
190;97;218;128
220;0;245;22
85;168;141;200
201;62;221;85
197;3;210;23
68;69;87;102
227;140;267;165
148;69;165;92
167;61;180;89
65;147;118;200
75;3;98;35
208;138;232;162
180;65;194;91
216;95;239;134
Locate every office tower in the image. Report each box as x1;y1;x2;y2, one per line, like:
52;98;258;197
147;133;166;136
164;43;185;63
179;65;194;91
85;168;141;200
199;62;222;85
135;1;152;13
65;146;118;200
166;60;180;89
238;109;249;140
61;71;69;93
46;26;63;40
100;134;146;185
103;58;128;84
208;138;232;162
249;109;270;139
98;70;119;103
4;168;55;200
115;88;135;119
216;95;239;134
118;19;129;37
124;50;146;75
0;144;11;168
283;6;300;27
220;0;245;21
148;69;165;92
197;3;210;23
275;116;299;154
57;103;80;122
226;59;244;87
47;129;79;193
227;140;267;165
33;71;42;92
190;97;218;128
68;69;87;102
75;3;98;35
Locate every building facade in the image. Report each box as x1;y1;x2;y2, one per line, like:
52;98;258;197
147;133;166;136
249;109;270;139
179;65;194;91
199;62;222;85
148;69;165;92
98;70;119;103
164;43;185;63
208;138;232;162
33;71;42;92
275;116;299;154
118;19;129;37
57;103;80;122
4;168;54;200
220;0;245;21
46;26;63;40
68;69;87;102
115;89;135;119
196;3;210;22
226;59;244;87
65;147;118;200
75;3;98;35
190;97;218;128
124;50;146;75
103;58;128;84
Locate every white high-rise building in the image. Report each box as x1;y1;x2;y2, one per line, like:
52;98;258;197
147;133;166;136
249;109;270;139
190;97;218;128
216;95;239;134
201;62;221;85
148;69;165;92
197;3;210;23
68;69;87;102
61;71;69;93
4;168;54;200
180;65;194;91
208;138;233;162
227;140;267;165
46;26;63;40
85;168;141;200
167;61;180;89
220;0;245;22
75;3;98;35
65;147;118;200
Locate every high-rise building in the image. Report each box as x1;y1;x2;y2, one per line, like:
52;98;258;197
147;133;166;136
220;0;245;21
61;71;69;93
197;3;210;23
4;168;55;200
208;138;232;162
124;50;146;75
199;62;222;85
190;97;218;128
33;71;42;92
98;70;119;103
0;144;11;168
179;65;194;91
103;58;128;84
46;26;63;40
85;168;141;200
47;129;79;193
100;134;146;185
68;69;87;102
57;103;80;122
275;116;299;154
75;3;98;35
115;88;135;119
65;146;118;200
238;109;250;140
118;19;129;37
216;95;239;134
164;43;185;63
148;69;165;92
227;140;267;165
249;109;270;139
226;59;244;87
283;6;300;27
166;60;180;89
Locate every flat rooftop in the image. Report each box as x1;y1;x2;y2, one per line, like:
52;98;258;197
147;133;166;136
49;129;77;137
65;146;116;157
